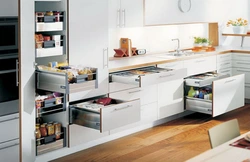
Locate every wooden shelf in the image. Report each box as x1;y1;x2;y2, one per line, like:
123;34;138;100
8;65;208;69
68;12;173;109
222;33;250;47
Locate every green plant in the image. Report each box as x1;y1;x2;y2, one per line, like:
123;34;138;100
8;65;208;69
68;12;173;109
194;37;203;44
201;38;208;43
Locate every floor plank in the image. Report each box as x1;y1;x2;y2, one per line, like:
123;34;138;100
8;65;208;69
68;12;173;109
51;104;250;162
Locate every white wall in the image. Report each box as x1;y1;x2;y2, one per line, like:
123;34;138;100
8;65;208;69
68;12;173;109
0;0;18;16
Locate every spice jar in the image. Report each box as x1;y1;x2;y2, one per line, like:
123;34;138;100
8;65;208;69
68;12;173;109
46;11;53;16
53;11;61;22
47;123;55;136
40;124;47;137
35;124;41;139
54;122;61;140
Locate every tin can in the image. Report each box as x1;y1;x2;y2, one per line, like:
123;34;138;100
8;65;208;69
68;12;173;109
54;122;61;139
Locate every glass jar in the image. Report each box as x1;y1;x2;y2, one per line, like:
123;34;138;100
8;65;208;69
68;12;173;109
53;11;60;22
54;122;61;140
47;124;55;136
46;11;53;16
40;124;47;137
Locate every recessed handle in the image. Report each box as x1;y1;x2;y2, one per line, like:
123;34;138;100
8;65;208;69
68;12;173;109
159;73;174;78
114;105;132;111
225;79;236;84
128;90;141;94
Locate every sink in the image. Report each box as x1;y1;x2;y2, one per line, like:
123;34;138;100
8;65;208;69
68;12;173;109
154;51;195;59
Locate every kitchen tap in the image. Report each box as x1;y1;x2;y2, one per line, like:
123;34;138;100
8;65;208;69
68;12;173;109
172;38;181;55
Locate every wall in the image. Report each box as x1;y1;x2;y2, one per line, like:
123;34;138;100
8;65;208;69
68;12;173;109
0;0;18;16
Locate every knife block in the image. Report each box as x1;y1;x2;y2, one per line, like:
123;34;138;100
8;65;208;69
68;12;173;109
113;48;128;57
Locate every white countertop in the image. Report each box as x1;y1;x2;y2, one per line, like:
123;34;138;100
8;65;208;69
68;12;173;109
109;46;250;72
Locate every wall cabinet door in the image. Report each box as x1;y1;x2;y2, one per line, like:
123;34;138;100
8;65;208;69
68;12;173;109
109;0;143;28
68;0;109;101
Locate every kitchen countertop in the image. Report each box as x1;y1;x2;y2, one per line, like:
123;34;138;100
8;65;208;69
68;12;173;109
109;46;250;73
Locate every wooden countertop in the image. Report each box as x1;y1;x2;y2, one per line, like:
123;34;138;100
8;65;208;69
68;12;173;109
108;46;250;73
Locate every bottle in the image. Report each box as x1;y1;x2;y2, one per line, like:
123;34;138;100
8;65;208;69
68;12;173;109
199;90;204;99
188;87;195;97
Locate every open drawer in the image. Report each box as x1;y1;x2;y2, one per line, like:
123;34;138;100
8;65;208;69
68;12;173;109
69;98;140;133
110;66;187;87
36;69;98;94
185;73;245;117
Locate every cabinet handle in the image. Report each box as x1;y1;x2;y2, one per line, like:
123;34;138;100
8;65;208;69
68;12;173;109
16;59;19;86
0;143;19;151
159;73;174;78
220;55;230;58
220;69;231;73
117;9;121;27
220;62;230;66
114;105;132;111
103;48;108;68
128;90;141;94
122;9;125;27
225;79;236;84
195;60;205;63
0;116;19;123
237;62;249;65
237;70;250;73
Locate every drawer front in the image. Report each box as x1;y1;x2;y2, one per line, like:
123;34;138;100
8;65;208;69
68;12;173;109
157;61;183;70
109;85;157;105
184;56;217;76
141;102;158;122
70;99;140;132
102;99;140;132
232;60;250;68
0;114;19;143
185;98;212;115
232;53;250;61
245;84;250;99
217;61;232;70
213;74;245;117
217;54;231;62
109;82;138;93
158;100;184;119
232;68;250;84
111;67;187;87
0;139;19;162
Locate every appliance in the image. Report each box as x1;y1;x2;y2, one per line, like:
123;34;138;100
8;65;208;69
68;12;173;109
0;17;19;117
0;17;18;56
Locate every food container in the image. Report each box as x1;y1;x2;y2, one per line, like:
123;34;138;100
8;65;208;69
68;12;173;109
46;11;53;16
55;97;62;104
47;124;55;136
36;12;44;22
43;36;51;41
40;124;47;137
35;100;43;108
53;11;61;22
54;122;61;140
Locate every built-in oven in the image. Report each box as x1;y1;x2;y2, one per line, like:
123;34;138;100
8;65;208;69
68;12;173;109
0;52;19;117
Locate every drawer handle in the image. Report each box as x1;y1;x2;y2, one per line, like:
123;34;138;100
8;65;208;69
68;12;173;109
128;90;141;94
0;117;19;123
114;105;132;111
0;143;19;151
237;70;250;73
195;60;205;63
159;74;174;78
237;62;249;65
225;79;236;84
60;85;66;89
220;62;230;66
220;70;230;73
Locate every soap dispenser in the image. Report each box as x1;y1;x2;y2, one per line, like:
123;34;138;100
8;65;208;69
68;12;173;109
188;87;195;97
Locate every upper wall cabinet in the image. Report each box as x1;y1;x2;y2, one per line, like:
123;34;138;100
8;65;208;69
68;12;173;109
109;0;143;28
144;0;248;25
0;0;18;16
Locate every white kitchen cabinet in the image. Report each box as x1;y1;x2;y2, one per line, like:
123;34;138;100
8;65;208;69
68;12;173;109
183;56;217;77
109;0;143;28
0;139;19;162
185;72;244;117
68;0;109;102
158;79;184;119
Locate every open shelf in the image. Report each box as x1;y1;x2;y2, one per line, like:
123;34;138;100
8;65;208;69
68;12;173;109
222;33;250;47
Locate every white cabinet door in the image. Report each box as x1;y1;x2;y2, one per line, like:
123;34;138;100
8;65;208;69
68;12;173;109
19;0;36;161
109;0;143;28
0;139;19;162
213;74;245;117
158;79;184;119
183;56;217;77
69;0;109;101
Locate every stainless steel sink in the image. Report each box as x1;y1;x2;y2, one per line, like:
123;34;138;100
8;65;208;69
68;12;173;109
154;51;196;59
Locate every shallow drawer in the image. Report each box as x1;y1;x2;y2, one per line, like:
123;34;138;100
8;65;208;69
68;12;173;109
70;99;140;132
245;84;250;99
232;53;250;61
110;66;187;87
109;84;157;106
158;100;184;119
0;139;19;162
36;69;98;94
186;98;212;115
217;68;232;76
185;72;229;87
232;60;250;68
232;68;250;84
217;54;231;62
0;113;19;143
217;61;232;70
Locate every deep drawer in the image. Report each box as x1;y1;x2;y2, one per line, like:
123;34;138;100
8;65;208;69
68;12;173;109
232;60;250;69
70;99;140;132
36;69;98;94
110;66;187;87
217;54;231;62
232;68;250;84
232;53;250;61
186;98;212;115
0;113;19;143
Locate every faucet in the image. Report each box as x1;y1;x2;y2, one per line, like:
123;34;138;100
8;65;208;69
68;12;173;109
171;38;181;55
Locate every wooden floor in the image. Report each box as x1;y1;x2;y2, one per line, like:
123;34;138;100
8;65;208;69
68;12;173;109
52;104;250;162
